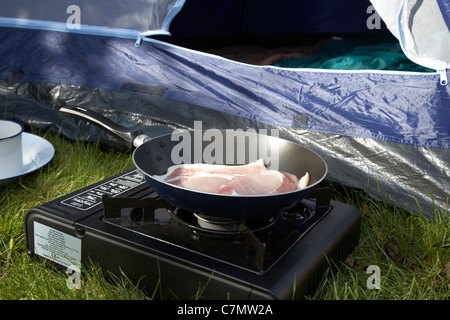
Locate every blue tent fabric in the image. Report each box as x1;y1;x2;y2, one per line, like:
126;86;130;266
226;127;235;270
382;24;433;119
1;28;448;149
437;0;450;31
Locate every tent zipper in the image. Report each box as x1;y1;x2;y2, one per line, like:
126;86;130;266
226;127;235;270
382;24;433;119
438;69;448;86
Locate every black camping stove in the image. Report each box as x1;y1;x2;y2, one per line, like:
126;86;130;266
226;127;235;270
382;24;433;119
24;168;360;299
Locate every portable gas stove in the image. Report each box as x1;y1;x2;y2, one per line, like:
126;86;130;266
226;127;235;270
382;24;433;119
24;168;360;299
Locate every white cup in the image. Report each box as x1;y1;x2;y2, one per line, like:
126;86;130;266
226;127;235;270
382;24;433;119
0;120;24;179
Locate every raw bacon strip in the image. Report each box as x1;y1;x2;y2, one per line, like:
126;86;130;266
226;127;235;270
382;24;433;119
167;175;232;193
161;159;266;181
153;159;310;195
217;171;299;195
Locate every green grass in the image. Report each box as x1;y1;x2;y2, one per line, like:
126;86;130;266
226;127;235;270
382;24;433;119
312;187;449;300
1;129;448;300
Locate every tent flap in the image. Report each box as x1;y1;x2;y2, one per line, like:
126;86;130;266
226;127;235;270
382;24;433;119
0;0;186;39
370;0;450;73
1;27;449;150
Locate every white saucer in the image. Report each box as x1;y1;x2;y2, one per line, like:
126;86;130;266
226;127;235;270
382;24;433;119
0;132;55;185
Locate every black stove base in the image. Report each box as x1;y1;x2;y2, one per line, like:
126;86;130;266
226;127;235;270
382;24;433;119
24;169;360;299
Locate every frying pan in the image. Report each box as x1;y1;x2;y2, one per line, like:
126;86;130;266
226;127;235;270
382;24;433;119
59;107;327;218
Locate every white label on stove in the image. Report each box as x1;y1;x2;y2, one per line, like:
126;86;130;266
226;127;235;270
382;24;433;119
33;222;81;268
61;170;146;211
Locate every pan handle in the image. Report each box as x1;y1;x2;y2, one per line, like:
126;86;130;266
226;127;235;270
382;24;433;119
59;106;148;149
